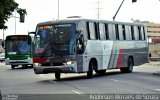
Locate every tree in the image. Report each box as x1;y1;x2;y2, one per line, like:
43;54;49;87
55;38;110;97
0;0;27;29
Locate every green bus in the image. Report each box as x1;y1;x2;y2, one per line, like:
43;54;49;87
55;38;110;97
5;35;33;69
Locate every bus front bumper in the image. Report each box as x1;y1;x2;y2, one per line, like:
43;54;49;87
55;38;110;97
33;63;77;74
5;58;33;65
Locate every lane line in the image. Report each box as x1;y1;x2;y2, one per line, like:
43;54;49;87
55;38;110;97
49;80;57;84
39;74;44;77
39;74;57;83
72;90;81;95
110;79;119;82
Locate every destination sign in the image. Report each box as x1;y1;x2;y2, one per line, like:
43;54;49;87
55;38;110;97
39;25;53;29
8;36;28;40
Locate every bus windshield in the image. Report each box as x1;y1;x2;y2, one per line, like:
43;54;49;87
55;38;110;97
6;38;31;55
34;24;75;57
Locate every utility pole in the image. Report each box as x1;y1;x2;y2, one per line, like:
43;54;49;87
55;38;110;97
58;0;59;19
15;11;16;34
96;0;102;19
3;29;4;40
11;11;20;34
2;26;7;40
97;0;100;19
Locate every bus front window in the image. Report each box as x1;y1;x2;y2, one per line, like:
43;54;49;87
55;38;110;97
6;40;31;55
34;24;75;57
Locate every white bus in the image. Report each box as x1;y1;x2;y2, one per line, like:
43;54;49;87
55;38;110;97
33;18;148;80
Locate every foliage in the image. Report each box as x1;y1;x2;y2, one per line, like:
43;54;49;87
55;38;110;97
0;0;27;29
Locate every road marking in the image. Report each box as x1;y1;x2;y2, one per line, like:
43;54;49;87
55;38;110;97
39;74;58;84
49;80;57;84
39;74;57;83
72;90;81;94
110;79;119;82
155;89;160;92
39;74;44;77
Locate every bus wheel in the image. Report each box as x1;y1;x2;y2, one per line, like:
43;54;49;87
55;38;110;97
55;72;61;80
95;70;106;74
30;64;33;68
126;57;133;73
87;61;94;79
11;65;16;69
22;65;28;68
120;57;133;73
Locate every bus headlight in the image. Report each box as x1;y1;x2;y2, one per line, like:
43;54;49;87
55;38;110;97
66;61;74;65
34;63;39;66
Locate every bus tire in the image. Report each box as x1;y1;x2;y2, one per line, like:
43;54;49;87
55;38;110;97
22;65;28;68
95;70;106;74
11;65;16;69
126;57;134;73
120;57;133;73
55;72;61;80
30;64;33;68
87;61;94;79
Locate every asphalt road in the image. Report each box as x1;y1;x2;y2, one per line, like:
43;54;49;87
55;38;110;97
0;62;160;99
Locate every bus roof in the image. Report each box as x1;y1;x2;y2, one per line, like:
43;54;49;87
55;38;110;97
6;35;31;40
36;18;145;27
6;35;29;37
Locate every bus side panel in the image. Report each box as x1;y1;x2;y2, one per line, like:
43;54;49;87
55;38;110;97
132;41;148;66
108;41;119;69
77;55;84;72
132;48;148;66
102;41;113;70
117;41;148;68
109;41;148;69
82;40;103;72
108;41;127;69
81;40;113;72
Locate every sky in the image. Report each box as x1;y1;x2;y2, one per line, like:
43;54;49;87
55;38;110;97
0;0;160;39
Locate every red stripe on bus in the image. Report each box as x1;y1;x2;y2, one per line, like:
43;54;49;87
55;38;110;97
116;49;124;69
33;57;47;63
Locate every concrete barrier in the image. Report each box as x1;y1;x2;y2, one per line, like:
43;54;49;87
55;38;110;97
149;57;160;61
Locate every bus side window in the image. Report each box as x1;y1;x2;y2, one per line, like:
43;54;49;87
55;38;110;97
134;26;139;40
128;26;132;40
108;24;113;40
122;25;126;40
131;26;135;40
112;24;116;40
140;26;144;40
86;22;90;39
108;24;116;40
125;25;131;40
138;26;142;40
115;24;119;40
99;23;106;40
88;22;97;40
118;25;123;40
94;22;99;40
105;23;109;40
143;27;146;40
